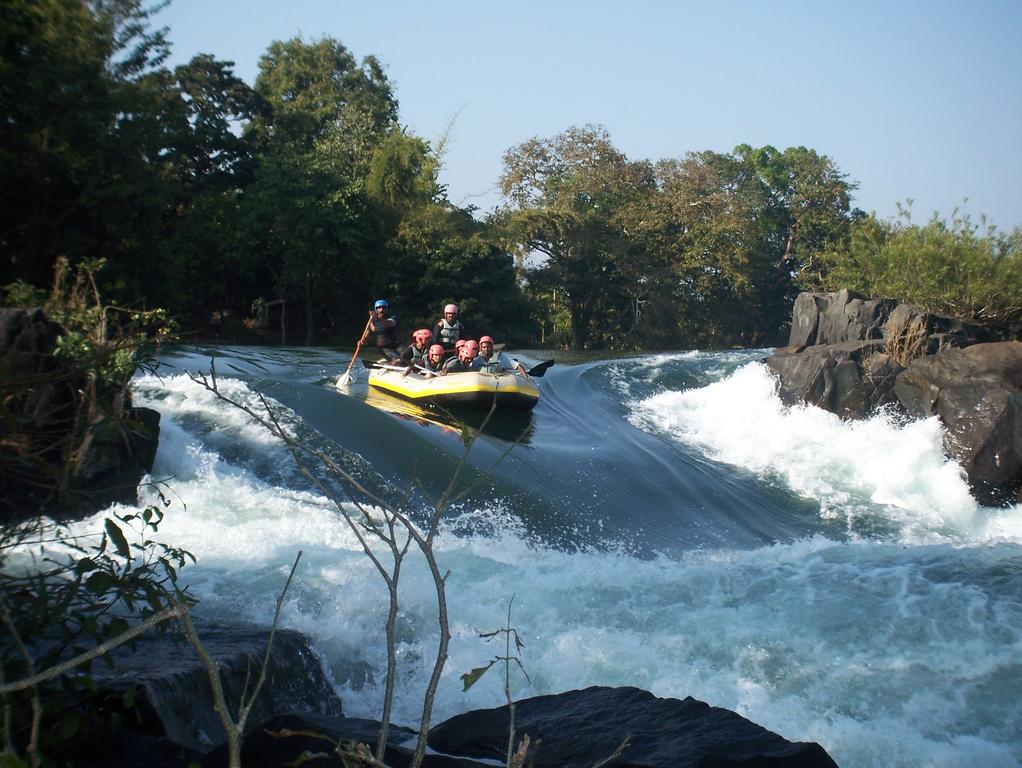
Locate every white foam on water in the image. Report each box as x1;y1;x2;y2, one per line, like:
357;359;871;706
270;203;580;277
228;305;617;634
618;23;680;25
113;480;1022;768
627;361;1022;546
44;365;1012;768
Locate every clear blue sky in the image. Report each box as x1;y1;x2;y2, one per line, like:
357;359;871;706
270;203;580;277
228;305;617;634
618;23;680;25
159;0;1022;232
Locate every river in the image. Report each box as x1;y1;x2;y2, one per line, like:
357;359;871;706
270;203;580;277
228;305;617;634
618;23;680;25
113;344;1022;767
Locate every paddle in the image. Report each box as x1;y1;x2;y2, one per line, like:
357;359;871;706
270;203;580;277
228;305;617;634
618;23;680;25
362;359;442;377
526;359;554;378
336;315;373;388
366;357;553;378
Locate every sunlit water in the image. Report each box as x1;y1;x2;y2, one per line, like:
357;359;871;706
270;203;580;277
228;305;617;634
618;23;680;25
49;347;1022;767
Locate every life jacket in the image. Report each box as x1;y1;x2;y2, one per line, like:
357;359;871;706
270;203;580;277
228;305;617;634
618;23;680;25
372;315;398;349
472;352;503;374
402;344;427;364
435;319;463;348
423;355;444;373
443;357;469;374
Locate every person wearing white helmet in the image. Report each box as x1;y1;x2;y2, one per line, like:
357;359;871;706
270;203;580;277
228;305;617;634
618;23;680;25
432;303;466;352
470;336;529;378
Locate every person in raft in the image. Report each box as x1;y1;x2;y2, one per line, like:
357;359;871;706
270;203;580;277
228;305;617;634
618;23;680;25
399;328;433;366
432;303;466;351
441;339;478;374
420;344;446;375
363;299;399;360
470;336;529;377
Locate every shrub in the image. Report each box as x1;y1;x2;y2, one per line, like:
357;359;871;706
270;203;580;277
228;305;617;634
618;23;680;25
805;206;1022;325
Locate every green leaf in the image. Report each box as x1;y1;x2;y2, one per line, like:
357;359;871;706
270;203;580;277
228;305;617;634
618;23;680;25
107;616;130;638
105;518;130;558
460;659;497;692
54;711;81;742
85;571;116;595
75;558;99;575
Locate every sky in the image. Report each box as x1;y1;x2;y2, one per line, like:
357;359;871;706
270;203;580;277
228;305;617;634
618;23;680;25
158;0;1022;232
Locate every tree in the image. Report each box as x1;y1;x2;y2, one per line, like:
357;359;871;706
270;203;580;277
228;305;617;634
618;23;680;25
152;55;261;320
384;203;537;344
242;36;400;344
247;36;396;153
735;144;855;283
0;0;173;292
635;146;856;347
500;125;653;350
647;152;782;344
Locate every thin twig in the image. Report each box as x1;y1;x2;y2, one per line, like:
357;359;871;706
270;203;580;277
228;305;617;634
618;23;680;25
590;734;632;768
0;605;187;695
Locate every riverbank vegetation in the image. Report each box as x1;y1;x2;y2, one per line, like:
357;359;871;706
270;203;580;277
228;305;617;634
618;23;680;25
3;0;1019;353
804;207;1022;325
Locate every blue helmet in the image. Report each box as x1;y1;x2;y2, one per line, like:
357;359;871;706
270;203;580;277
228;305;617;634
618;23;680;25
374;299;389;310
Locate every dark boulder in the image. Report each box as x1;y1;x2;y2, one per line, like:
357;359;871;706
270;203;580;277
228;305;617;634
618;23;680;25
88;624;344;754
788;290;897;347
885;302;1005;357
202;712;490;767
428;686;838;768
765;339;902;419
894;341;1022;505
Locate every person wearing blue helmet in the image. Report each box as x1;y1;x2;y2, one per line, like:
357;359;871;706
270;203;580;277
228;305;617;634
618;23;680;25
361;299;398;360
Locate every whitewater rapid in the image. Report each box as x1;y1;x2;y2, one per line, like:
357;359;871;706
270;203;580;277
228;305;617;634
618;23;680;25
78;354;1022;767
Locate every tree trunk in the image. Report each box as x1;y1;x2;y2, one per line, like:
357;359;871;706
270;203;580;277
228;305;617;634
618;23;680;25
570;303;589;351
279;299;286;346
303;273;314;347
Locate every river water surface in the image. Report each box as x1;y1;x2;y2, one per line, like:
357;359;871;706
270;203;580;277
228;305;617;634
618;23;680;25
112;345;1022;767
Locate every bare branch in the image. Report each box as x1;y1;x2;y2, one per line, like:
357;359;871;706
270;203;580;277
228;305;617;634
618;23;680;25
0;605;187;695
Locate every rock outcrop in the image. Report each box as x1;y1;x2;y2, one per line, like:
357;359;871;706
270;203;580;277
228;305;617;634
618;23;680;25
765;339;899;418
788;289;896;348
75;633;839;767
0;307;160;518
765;291;1021;505
428;686;838;768
895;341;1022;505
76;625;344;765
203;687;838;767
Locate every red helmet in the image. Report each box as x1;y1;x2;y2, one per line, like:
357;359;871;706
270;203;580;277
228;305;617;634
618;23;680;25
455;339;466;350
412;328;433;345
428;344;445;358
444;303;458;315
479;335;494;345
458;344;476;363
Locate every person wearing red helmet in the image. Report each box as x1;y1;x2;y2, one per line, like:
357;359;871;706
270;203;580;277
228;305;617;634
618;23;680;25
421;344;446;375
432;303;467;351
471;336;529;378
441;339;478;374
399;328;434;367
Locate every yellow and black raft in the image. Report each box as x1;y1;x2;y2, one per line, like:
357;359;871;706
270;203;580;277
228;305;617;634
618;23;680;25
365;362;544;411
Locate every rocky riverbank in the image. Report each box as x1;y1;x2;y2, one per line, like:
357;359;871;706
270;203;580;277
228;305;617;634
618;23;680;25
765;290;1021;505
76;624;838;768
0;307;161;518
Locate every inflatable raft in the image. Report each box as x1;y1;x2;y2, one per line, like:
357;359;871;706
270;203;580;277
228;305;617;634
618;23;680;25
366;365;540;410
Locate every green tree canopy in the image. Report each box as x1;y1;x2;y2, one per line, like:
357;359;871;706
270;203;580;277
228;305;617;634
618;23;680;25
500;125;654;350
0;0;171;290
810;208;1022;324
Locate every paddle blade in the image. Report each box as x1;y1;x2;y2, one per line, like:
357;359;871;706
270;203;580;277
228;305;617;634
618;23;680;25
336;371;352;389
527;359;554;377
